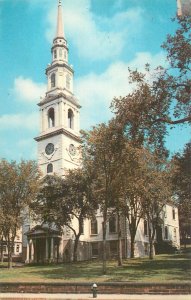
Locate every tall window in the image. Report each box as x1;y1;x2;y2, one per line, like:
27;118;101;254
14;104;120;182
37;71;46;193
68;109;74;129
80;219;84;234
51;73;56;88
54;50;57;59
66;74;71;90
144;220;148;236
47;163;53;174
109;216;117;234
91;219;98;235
91;242;98;257
59;48;62;58
164;226;168;240
174;228;177;241
172;208;175;220
48;108;55;128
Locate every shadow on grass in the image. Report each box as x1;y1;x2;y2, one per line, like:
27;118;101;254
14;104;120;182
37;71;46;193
19;252;191;282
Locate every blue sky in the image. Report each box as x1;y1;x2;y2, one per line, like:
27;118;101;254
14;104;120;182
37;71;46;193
0;0;190;161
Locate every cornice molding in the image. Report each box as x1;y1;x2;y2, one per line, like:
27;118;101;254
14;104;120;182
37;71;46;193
38;91;81;108
46;62;73;74
51;44;68;52
34;128;82;143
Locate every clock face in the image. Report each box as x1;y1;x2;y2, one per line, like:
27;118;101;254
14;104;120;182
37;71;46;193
45;143;54;155
69;144;76;156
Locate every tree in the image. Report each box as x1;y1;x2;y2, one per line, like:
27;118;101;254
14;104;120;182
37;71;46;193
0;160;40;268
33;168;97;262
82;121;124;273
140;153;173;259
111;16;190;151
64;168;97;262
172;142;191;247
119;144;146;258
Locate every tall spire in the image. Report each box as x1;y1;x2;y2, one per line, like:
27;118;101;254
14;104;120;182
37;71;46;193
56;0;64;38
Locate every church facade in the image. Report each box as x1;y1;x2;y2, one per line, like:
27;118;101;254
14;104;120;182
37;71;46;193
19;0;180;263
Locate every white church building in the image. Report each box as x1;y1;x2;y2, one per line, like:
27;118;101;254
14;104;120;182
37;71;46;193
5;0;180;263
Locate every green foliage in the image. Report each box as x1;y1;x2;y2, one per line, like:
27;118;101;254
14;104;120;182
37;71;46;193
172;142;191;245
111;16;190;153
0;159;40;268
32;168;97;262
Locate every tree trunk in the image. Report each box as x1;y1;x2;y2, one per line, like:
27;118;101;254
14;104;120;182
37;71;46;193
73;233;80;262
102;220;107;275
117;213;123;266
148;219;155;260
130;237;135;258
7;245;12;269
0;238;4;263
149;240;154;259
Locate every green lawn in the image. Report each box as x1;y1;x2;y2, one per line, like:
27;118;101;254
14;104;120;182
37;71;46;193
0;250;190;283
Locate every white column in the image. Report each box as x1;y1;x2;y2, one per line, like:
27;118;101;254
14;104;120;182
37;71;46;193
40;109;44;132
31;240;34;262
45;238;49;261
63;103;67;128
56;102;59;126
25;240;29;263
60;101;63;126
50;238;54;261
59;237;63;258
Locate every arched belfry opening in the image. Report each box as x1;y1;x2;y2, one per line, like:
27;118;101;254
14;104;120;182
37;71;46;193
48;108;55;128
51;73;56;88
68;109;74;129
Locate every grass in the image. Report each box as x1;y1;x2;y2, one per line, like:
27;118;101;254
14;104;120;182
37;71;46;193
0;250;191;283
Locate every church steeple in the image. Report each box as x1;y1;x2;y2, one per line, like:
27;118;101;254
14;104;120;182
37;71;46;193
44;0;74;95
35;0;81;178
56;0;64;38
51;0;68;65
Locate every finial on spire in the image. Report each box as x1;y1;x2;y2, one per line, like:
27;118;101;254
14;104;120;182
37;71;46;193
56;0;64;38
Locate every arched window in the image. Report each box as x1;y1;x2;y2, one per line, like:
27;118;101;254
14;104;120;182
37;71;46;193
47;163;53;174
59;48;62;57
51;73;56;88
48;108;55;128
68;109;74;129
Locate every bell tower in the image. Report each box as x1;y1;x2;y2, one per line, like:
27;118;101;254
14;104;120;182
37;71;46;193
35;0;81;177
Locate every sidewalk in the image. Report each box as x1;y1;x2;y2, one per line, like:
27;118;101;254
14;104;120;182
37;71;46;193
0;294;190;300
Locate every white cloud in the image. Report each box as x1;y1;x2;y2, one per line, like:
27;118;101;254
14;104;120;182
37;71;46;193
13;76;46;103
76;51;166;128
44;0;144;61
0;112;39;131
